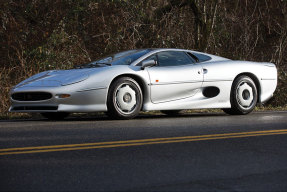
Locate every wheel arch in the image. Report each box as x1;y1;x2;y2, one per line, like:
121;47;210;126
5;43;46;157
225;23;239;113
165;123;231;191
107;74;148;107
233;72;261;103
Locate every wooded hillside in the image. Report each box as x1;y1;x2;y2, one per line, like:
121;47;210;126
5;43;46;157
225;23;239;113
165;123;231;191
1;0;286;117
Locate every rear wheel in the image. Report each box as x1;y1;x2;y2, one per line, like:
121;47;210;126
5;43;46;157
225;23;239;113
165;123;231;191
41;112;70;120
107;77;143;119
223;75;257;115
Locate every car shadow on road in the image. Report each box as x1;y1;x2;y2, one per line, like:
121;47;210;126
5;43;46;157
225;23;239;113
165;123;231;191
1;112;228;122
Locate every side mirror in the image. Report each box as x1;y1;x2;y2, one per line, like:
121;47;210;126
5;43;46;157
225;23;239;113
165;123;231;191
141;60;157;70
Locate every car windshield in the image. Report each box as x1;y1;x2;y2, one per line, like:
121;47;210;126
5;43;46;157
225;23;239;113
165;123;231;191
78;49;151;68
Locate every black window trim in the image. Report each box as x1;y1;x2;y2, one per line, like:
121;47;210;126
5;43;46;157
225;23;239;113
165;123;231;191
186;52;199;62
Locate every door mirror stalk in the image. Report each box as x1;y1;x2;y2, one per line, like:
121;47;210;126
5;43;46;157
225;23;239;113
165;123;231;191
141;60;157;70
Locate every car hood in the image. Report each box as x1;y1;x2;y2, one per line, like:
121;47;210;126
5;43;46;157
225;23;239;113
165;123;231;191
15;69;94;88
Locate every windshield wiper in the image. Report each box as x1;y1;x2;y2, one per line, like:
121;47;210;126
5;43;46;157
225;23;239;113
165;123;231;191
75;62;112;69
95;62;112;66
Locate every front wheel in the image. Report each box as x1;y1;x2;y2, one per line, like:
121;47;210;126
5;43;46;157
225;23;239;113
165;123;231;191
107;77;143;119
223;75;258;115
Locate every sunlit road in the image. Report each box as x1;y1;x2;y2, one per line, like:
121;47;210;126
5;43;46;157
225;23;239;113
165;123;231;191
1;111;287;191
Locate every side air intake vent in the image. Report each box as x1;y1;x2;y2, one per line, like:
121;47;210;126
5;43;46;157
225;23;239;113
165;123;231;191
203;87;220;98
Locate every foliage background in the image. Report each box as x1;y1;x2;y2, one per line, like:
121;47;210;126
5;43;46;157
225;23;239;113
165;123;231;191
1;0;286;118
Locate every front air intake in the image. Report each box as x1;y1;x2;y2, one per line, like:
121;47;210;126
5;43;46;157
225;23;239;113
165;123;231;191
12;106;58;111
12;92;52;101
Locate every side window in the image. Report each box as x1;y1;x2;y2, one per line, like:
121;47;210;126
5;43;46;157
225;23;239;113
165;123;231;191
138;54;158;66
157;51;194;67
192;52;212;62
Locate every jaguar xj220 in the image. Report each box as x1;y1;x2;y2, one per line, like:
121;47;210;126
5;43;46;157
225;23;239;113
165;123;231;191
9;49;277;119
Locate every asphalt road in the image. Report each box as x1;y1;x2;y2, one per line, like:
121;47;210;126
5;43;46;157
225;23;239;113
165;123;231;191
0;111;287;191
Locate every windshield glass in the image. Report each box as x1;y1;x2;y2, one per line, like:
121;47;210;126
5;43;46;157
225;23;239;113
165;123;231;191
78;49;151;68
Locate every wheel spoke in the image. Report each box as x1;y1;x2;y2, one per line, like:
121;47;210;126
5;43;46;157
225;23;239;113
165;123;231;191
116;84;136;112
237;82;254;108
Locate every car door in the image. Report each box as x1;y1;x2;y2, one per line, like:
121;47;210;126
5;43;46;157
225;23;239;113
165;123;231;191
146;51;203;104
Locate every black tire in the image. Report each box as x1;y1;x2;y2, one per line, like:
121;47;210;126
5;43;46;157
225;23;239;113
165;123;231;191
107;77;143;119
223;75;258;115
41;112;70;120
161;110;181;116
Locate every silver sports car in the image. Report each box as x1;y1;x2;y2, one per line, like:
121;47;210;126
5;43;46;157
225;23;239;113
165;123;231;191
9;48;277;119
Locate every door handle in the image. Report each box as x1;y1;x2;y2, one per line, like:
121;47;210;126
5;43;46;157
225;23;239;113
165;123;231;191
203;68;208;74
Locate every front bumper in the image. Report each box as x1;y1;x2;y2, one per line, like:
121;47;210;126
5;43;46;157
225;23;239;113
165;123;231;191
9;86;108;113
